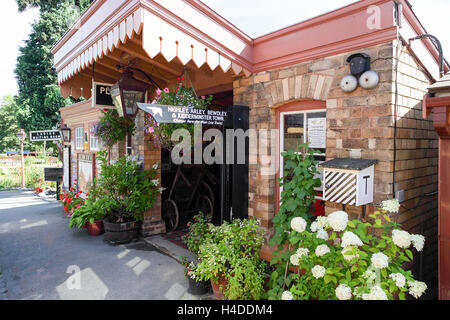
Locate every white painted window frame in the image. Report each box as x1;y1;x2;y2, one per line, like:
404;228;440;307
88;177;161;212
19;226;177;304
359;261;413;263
279;109;326;200
75;127;84;150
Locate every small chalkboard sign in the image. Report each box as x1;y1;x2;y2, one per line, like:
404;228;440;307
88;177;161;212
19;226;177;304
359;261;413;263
44;167;64;182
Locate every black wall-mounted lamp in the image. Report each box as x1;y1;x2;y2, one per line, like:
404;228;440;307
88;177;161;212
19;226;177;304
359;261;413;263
111;68;150;117
60;124;71;143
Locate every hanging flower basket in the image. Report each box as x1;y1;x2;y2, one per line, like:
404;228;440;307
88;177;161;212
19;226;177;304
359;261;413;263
144;77;213;150
95;109;136;148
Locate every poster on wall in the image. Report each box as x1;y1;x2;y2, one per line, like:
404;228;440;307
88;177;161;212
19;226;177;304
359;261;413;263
63;147;70;189
77;153;94;192
307;118;326;149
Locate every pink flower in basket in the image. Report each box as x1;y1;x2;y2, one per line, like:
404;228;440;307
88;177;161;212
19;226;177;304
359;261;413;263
163;88;169;93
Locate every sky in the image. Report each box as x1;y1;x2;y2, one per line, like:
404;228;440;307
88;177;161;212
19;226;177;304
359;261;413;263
0;0;450;98
0;0;39;98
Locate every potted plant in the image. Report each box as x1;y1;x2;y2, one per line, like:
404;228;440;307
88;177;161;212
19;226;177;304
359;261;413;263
179;213;212;295
95;151;161;245
68;197;109;236
60;184;84;216
94;109;135;149
192;218;266;300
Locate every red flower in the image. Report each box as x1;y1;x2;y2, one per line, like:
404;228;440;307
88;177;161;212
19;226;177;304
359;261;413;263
69;187;73;192
78;191;82;194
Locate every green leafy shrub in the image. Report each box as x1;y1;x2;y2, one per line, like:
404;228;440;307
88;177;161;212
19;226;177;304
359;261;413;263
95;151;160;222
267;200;427;300
182;212;212;255
192;218;266;300
69;197;112;229
269;142;321;263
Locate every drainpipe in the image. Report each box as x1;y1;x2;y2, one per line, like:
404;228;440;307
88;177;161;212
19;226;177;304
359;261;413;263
408;34;445;78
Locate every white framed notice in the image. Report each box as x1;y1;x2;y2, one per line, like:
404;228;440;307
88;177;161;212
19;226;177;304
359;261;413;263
307;118;326;149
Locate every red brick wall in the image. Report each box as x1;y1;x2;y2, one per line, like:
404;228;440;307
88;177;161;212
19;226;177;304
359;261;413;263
233;41;439;289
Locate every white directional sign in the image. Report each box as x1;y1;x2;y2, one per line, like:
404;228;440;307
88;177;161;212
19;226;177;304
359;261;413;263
29;130;61;141
136;103;229;126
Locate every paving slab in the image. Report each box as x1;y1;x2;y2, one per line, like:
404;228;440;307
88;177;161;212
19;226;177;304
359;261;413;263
0;190;210;300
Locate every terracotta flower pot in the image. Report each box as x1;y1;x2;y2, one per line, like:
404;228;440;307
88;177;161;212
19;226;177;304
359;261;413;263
211;275;229;300
87;220;104;236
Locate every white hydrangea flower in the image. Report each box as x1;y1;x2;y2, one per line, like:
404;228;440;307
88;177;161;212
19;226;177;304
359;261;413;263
296;248;309;258
316;216;329;229
310;221;321;232
327;211;348;232
408;280;427;299
392;229;411;248
291;217;307;233
151;179;160;186
335;284;352;300
290;253;300;266
389;273;406;288
315;244;330;257
311;265;326;279
281;290;294;300
362;268;377;283
341;231;363;248
316;229;329;241
381;198;400;213
342;247;359;261
371;252;389;269
410;234;425;252
362;286;388;300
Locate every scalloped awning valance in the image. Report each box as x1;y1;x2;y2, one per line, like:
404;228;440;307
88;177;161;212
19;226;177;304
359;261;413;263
54;2;252;93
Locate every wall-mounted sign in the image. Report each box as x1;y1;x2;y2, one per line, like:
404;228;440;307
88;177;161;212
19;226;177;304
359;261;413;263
92;81;115;109
63;147;70;189
77;153;94;191
137;103;229;126
29;130;61;141
307;118;326;149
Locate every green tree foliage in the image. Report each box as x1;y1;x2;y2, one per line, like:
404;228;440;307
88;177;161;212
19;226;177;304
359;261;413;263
14;0;93;132
0;96;20;153
16;0;92;13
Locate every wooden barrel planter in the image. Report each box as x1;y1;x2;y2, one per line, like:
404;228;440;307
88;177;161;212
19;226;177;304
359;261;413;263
103;217;141;245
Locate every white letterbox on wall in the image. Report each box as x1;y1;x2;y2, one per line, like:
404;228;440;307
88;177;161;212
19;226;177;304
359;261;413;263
319;158;377;206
